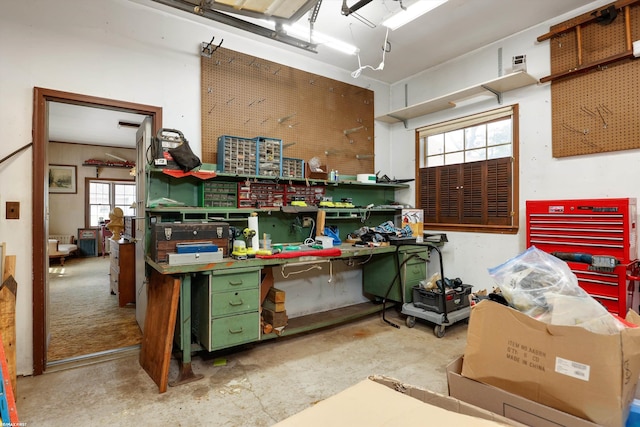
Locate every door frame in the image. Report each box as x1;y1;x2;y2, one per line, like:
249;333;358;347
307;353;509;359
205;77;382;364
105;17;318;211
32;87;162;375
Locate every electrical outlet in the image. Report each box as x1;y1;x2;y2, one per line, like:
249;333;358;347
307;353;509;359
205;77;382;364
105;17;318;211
302;217;312;227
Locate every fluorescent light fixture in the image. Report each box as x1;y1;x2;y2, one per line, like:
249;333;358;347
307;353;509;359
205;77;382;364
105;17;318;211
382;0;448;30
283;24;359;55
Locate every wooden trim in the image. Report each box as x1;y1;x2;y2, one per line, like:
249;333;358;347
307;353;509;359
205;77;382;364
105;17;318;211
537;0;640;42
511;104;520;237
625;6;632;51
539;51;635;83
32;87;162;375
414;131;421;209
423;223;519;234
576;25;583;66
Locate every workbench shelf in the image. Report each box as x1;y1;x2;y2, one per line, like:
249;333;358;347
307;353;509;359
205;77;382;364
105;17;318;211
260;302;386;340
149;166;410;189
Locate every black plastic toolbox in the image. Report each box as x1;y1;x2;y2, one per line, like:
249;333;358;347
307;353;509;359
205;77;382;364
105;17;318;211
412;284;472;314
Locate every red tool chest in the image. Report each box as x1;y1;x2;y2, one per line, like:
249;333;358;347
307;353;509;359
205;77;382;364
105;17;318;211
526;198;639;315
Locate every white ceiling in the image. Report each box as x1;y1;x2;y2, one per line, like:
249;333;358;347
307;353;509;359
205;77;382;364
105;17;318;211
48;103;148;148
152;0;601;83
49;0;601;148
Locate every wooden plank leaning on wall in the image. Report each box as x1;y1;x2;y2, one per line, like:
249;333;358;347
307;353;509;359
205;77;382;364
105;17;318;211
1;244;17;398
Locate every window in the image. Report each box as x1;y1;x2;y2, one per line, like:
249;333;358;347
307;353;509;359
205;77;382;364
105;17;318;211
87;180;136;227
417;105;518;233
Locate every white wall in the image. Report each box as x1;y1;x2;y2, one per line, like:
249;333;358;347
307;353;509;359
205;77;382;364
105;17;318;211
0;0;388;375
383;0;639;292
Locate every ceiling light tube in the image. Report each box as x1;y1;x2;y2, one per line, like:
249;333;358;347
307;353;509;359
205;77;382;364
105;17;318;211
382;0;448;30
284;24;359;55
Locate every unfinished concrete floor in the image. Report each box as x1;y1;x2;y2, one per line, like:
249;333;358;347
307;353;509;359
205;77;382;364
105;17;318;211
17;308;468;426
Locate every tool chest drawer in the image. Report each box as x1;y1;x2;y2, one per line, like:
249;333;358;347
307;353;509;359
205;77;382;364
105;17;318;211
569;263;627;314
526;198;637;263
210;288;259;317
210;269;260;292
208;312;260;351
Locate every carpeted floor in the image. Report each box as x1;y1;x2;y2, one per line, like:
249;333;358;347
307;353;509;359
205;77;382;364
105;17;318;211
47;256;142;362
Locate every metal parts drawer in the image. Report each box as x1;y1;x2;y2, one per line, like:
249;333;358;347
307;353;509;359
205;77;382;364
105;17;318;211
208;312;260;351
211;288;259;317
211;269;260;292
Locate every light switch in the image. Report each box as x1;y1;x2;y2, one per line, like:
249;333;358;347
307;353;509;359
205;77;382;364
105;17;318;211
6;202;19;219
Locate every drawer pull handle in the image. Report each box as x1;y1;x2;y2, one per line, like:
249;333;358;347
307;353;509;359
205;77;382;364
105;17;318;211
228;299;244;306
229;327;244;334
228;280;244;286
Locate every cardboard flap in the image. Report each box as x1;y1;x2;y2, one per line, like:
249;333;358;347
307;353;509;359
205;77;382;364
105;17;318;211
626;309;640;326
273;377;517;426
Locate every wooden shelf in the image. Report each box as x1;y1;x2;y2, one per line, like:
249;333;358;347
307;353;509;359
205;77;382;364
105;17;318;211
375;71;538;126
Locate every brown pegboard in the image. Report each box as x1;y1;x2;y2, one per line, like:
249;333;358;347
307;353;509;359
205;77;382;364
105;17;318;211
549;3;640;157
200;47;374;176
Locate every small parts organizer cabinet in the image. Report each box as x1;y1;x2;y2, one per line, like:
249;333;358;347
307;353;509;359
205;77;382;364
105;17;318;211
526;198;639;315
217;135;257;175
200;181;237;208
217;135;283;177
363;246;429;304
255;136;282;177
192;267;261;351
109;238;136;307
282;157;304;179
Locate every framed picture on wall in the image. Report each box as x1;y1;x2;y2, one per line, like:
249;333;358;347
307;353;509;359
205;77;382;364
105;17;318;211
48;164;77;194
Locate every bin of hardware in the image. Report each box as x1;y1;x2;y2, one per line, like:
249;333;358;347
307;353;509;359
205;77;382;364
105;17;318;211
412;283;472;314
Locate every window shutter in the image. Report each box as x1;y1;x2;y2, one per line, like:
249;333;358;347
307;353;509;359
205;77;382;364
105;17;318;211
438;165;459;223
419;167;437;222
462;162;484;224
486;157;512;226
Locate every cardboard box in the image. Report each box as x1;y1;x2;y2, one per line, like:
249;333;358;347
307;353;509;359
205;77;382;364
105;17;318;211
274;375;526;426
462;301;640;427
447;356;600;427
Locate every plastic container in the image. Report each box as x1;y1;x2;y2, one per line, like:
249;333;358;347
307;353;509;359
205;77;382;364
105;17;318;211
412;284;472;314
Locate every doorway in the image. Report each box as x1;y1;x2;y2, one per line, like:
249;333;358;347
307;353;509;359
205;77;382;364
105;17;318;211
32;87;162;375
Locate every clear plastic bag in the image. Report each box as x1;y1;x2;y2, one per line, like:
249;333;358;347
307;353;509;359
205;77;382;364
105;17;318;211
488;246;625;334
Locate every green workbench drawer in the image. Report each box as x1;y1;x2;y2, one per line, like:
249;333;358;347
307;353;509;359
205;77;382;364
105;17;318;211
209;312;260;351
211;269;260;292
211;288;259;317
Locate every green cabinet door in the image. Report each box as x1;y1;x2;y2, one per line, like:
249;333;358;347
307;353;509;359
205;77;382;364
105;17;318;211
363;247;428;303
